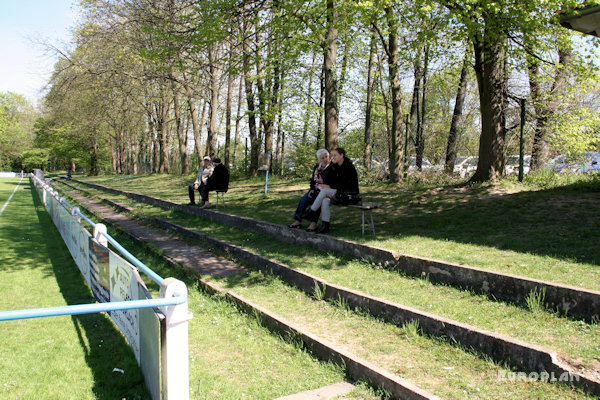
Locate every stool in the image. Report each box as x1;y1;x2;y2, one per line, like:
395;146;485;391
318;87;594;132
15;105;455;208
345;202;378;236
215;190;227;208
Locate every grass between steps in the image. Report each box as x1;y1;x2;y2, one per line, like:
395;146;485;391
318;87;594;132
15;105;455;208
60;179;599;373
108;227;593;400
74;172;600;292
55;179;597;398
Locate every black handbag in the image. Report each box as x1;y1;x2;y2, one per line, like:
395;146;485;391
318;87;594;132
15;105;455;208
332;191;362;205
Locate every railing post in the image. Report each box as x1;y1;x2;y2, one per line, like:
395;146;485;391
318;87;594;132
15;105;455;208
71;207;81;223
93;223;108;247
159;278;192;400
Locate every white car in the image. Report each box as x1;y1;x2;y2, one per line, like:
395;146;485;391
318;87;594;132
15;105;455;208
454;156;478;178
505;155;530;175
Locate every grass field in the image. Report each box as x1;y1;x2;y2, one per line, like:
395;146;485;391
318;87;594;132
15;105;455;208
52;171;600;399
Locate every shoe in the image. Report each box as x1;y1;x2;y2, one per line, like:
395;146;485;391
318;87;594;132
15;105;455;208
317;222;330;234
288;222;302;229
197;201;205;207
199;202;211;209
306;225;318;233
187;201;195;206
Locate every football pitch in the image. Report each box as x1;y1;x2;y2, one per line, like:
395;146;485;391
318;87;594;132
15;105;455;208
0;177;148;399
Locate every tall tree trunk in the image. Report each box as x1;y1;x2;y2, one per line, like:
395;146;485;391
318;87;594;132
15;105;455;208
445;50;470;174
183;80;201;164
275;67;285;174
160;97;170;174
109;132;118;173
234;76;243;165
316;67;325;150
529;43;572;171
470;23;508;182
206;45;220;158
197;99;207;157
364;28;376;171
322;0;339;150
242;21;259;176
409;55;421;167
302;51;317;144
172;85;189;175
225;45;235;168
385;6;403;182
90;132;99;176
417;46;429;169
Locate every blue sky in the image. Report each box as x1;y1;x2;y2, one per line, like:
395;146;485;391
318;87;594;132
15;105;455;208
0;1;78;105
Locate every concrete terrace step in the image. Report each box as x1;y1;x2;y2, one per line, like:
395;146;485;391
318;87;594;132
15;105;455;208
58;183;441;400
56;179;600;397
67;177;600;323
274;381;355;400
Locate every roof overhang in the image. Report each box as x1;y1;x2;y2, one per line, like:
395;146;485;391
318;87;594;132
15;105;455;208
560;5;600;36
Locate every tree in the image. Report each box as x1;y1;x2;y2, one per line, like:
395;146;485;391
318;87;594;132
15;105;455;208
439;0;571;181
0;93;37;170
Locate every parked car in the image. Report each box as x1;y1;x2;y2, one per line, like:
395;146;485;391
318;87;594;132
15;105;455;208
504;155;531;175
577;151;600;173
407;156;434;172
454;156;478;178
547;152;600;173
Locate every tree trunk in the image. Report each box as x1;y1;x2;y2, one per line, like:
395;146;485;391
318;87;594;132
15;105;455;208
445;50;470;174
234;76;243;165
364;28;376;171
470;25;508;182
184;81;201;164
275;67;285;174
197;99;207;158
322;0;339;150
316;66;324;150
172;86;189;175
242;21;259;176
206;45;220;158
302;51;317;144
225;45;235;168
529;43;572;171
385;6;403;182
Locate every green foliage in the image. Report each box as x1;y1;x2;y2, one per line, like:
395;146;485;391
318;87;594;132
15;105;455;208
289;141;319;179
0;92;37;170
551;106;600;157
19;149;49;171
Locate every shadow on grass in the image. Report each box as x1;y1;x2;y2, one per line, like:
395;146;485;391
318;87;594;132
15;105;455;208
362;182;600;266
30;187;150;400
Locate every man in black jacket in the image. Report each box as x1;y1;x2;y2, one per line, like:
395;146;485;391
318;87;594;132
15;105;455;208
200;158;229;209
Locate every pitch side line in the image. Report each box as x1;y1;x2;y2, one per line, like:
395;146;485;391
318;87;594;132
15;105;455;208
0;177;23;218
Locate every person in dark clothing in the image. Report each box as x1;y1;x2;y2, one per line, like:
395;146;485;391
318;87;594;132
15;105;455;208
199;158;229;209
305;147;360;233
288;149;332;229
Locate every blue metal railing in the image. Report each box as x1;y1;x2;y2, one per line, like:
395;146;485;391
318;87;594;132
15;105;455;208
0;296;186;322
